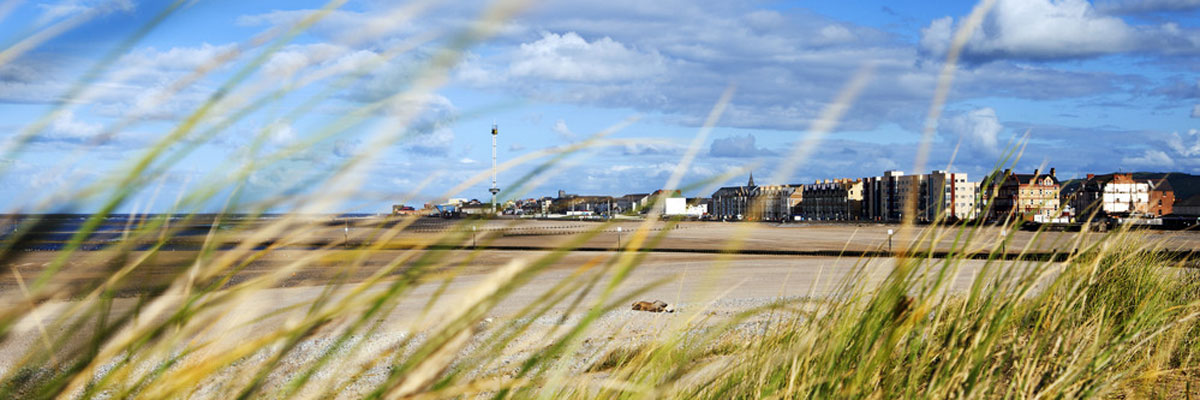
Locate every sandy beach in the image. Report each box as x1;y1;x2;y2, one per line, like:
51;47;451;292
1;219;1195;397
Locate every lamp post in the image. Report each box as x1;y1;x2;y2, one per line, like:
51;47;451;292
616;226;622;251
999;228;1008;255
887;229;894;253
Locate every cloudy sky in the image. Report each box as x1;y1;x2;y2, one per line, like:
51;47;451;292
1;0;1198;212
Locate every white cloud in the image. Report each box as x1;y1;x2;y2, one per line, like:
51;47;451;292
1167;129;1200;157
114;43;238;77
262;43;353;79
509;32;668;82
37;110;104;143
36;0;133;25
922;0;1140;61
333;138;360;158
920;17;954;58
1097;0;1200;14
402;126;455;156
620;141;684;156
815;24;856;46
266;120;296;145
1122;149;1175;167
552;119;575;140
940;108;1003;156
447;1;1134;134
708;134;776;158
235;8;421;45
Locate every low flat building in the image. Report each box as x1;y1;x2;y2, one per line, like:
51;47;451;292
551;195;615;215
1175;194;1200;216
615;193;649;213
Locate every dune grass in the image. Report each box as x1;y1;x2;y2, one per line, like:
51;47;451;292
1;0;1199;399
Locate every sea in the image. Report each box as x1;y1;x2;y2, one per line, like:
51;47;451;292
0;213;381;251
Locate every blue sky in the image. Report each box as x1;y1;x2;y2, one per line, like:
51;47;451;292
0;0;1198;213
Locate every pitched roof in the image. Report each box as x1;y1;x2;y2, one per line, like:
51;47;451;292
1139;178;1174;192
1177;194;1200;207
1008;173;1060;186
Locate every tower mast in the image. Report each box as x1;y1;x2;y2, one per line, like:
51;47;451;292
489;124;500;214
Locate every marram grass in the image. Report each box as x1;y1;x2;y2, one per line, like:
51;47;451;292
2;0;1199;399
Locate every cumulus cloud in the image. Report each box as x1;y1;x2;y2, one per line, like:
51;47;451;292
551;119;576;140
236;8;423;45
262;43;351;79
709;134;776;158
620;141;684;156
1097;0;1200;14
33;110;104;144
266;120;296;145
1167;129;1200;157
921;0;1144;62
1122;149;1175;167
402;126;455;156
333;138;360;158
0;43;241;121
36;0;133;25
447;1;1143;134
940;108;1003;156
922;0;1200;64
509;32;668;82
110;43;238;83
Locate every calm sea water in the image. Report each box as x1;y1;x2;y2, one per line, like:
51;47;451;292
0;213;378;251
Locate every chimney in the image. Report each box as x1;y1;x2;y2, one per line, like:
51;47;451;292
1049;168;1056;177
1033;168;1040;177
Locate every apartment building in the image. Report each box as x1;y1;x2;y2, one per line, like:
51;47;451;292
710;174;800;221
1070;173;1147;220
924;171;978;222
863;170;925;222
801;178;863;220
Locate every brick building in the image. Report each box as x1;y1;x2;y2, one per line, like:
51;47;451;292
985;168;1061;222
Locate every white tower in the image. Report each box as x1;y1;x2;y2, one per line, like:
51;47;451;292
489;124;500;214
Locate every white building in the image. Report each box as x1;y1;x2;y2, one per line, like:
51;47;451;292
1071;173;1151;218
924;171;978;221
664;197;687;216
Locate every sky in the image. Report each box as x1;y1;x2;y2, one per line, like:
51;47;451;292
0;0;1198;213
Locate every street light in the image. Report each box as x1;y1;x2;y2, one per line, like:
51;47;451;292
999;228;1008;255
616;226;623;251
